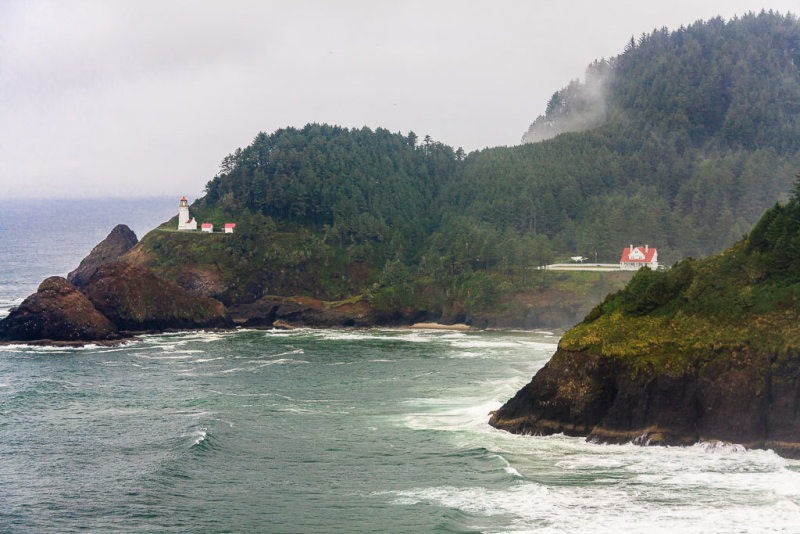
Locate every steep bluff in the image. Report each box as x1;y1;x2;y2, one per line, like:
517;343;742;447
491;196;800;458
490;345;800;457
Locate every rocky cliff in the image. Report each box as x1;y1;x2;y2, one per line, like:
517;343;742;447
68;224;138;287
0;250;231;344
82;262;230;332
0;277;118;342
490;196;800;458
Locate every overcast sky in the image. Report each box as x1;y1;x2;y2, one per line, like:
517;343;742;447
1;1;797;199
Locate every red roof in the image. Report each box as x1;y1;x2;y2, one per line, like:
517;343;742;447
620;246;657;263
202;223;213;228
224;223;236;228
181;196;187;201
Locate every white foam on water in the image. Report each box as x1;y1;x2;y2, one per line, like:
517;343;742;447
190;428;208;447
208;389;293;400
445;351;490;359
173;410;213;418
148;354;197;360
0;297;23;318
695;440;747;454
447;339;530;349
92;344;137;353
0;342;103;353
161;348;206;354
402;397;501;434
385;467;800;533
264;358;309;366
195;357;224;363
220;358;309;374
137;330;229;347
491;453;523;478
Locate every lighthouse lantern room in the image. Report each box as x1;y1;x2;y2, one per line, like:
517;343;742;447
177;196;198;230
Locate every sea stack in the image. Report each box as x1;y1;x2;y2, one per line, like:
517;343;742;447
67;224;138;287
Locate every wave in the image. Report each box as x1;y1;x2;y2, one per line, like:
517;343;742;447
0;342;104;352
220;358;309;374
0;296;23;319
383;462;800;533
694;440;747;454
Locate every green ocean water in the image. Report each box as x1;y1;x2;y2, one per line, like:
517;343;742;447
2;199;800;532
2;328;800;533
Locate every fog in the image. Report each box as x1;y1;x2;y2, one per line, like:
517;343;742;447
1;1;797;199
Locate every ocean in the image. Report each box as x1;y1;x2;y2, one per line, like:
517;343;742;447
1;198;800;533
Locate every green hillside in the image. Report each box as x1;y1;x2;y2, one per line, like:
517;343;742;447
132;12;800;327
564;183;800;367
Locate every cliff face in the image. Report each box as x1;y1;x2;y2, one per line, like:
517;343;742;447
0;277;118;342
491;197;800;457
0;249;231;344
82;262;230;331
68;224;138;287
490;346;800;457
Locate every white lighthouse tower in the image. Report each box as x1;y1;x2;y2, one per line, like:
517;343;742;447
177;196;197;230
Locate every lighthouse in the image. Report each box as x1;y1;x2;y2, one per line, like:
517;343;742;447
177;197;197;230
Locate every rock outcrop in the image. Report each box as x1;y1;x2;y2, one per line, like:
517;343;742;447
489;346;800;457
491;195;800;458
0;277;118;342
68;224;138;287
227;296;380;328
82;262;230;331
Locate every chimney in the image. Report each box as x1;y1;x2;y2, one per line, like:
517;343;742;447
645;244;649;252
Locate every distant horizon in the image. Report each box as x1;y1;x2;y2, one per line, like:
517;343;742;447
0;193;202;201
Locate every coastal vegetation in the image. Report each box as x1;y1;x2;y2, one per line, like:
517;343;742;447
122;12;800;326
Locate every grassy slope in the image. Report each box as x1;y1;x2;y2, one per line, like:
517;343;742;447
561;239;800;377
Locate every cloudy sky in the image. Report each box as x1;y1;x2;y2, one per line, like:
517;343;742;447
1;1;797;199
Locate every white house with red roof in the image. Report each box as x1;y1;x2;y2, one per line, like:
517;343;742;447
224;223;236;234
177;197;197;230
620;244;658;270
201;223;214;233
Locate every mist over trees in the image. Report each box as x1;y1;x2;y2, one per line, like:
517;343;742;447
195;11;800;308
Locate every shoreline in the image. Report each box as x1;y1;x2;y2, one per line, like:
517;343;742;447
0;321;568;347
409;322;471;331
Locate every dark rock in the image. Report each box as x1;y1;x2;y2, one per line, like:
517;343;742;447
82;262;231;331
0;277;118;342
68;224;138;287
489;347;800;458
227;296;381;328
488;349;616;438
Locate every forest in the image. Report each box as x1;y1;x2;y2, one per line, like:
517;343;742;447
168;11;800;317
